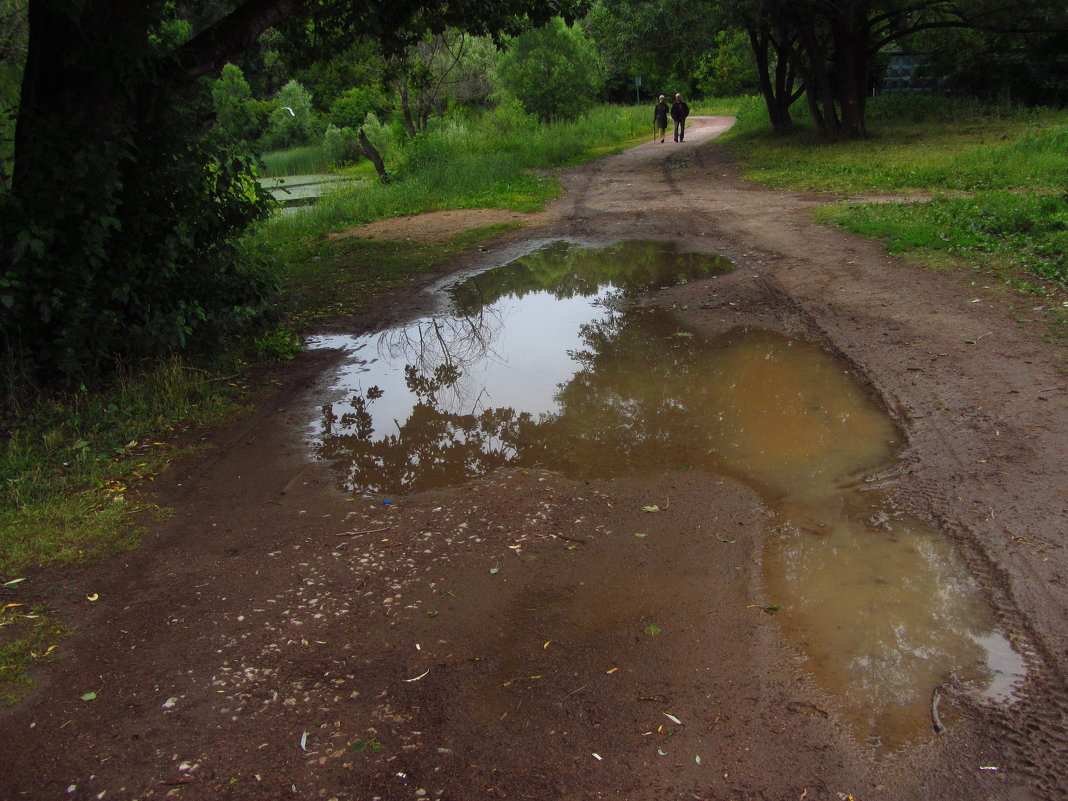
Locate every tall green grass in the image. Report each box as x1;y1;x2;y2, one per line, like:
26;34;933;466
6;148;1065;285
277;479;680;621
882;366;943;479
691;96;753;116
259;144;337;177
262;103;651;244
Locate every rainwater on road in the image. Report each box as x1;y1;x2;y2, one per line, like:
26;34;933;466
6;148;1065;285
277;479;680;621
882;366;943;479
306;239;1025;751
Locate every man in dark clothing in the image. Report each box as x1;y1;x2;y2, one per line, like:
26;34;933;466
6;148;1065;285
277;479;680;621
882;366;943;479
671;93;690;142
653;95;669;143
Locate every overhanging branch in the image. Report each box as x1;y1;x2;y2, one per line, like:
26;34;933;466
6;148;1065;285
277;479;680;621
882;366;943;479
176;0;303;81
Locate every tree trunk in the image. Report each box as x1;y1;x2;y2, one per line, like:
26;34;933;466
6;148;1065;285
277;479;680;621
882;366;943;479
832;6;870;139
793;16;841;139
747;25;794;134
13;1;128;194
398;83;418;138
353;129;390;184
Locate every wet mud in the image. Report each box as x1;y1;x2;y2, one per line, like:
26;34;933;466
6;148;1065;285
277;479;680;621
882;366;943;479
2;117;1067;801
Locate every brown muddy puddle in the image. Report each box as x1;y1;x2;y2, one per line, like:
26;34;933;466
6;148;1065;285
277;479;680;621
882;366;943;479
306;239;1026;751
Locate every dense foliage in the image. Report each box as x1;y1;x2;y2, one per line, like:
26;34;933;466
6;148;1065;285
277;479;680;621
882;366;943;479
495;18;607;122
0;0;585;386
1;4;279;381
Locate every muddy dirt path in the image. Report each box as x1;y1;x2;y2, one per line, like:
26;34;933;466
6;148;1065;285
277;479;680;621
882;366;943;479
3;117;1067;801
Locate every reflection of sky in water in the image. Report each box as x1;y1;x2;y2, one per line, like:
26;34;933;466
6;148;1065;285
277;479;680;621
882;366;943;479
763;504;1025;748
304;239;1026;750
309;292;598;430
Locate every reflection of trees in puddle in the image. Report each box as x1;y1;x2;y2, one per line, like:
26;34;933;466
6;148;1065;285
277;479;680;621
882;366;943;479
378;308;506;416
312;239;733;496
314;295;894;497
313;305;700;495
449;239;732;313
316;306;529;495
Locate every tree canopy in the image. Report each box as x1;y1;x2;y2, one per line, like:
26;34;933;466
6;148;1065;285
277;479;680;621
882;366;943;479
495;18;607;122
729;0;1068;138
0;0;586;382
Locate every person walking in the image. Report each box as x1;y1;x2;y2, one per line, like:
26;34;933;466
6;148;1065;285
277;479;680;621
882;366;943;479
671;92;690;142
653;95;669;143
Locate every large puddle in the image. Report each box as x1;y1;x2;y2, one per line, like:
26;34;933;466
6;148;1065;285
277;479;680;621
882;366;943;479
306;239;1025;750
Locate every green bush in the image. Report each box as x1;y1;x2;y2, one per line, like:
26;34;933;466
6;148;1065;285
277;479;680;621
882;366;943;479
263;80;319;150
330;86;392;130
322;125;357;166
494;18;607;122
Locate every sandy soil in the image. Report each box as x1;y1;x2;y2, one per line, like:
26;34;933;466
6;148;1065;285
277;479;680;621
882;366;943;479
2;117;1067;801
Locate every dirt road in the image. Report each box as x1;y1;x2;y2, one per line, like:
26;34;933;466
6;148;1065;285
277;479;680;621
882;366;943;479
2;117;1067;800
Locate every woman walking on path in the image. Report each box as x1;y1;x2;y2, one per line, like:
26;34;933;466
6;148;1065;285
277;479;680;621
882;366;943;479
653;95;669;143
671;93;690;142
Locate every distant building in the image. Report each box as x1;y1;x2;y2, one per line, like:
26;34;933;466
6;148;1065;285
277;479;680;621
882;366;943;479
881;53;938;94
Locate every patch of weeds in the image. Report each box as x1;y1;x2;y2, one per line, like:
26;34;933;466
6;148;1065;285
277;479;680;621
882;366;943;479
253;327;303;361
0;603;69;706
348;738;383;754
814;193;1067;323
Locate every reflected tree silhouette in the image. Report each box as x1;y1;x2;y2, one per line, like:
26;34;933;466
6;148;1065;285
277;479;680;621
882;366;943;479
449;240;731;314
313;296;718;494
313;239;739;495
314;300;529;494
380;306;506;415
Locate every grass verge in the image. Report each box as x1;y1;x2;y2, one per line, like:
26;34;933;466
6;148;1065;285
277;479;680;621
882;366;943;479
0;359;251;576
261;103;652;246
721;95;1068;338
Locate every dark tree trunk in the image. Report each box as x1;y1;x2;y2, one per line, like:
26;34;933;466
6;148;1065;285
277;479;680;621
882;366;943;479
803;82;827;136
176;0;300;81
399;83;418;138
747;24;795;134
793;16;841;139
833;5;871;139
354;129;390;184
13;1;133;194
